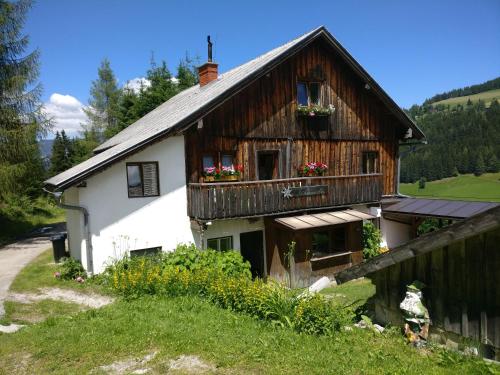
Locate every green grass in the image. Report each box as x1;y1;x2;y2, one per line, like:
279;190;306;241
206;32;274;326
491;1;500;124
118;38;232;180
0;295;493;374
0;251;494;374
0;196;65;246
9;249;106;295
321;277;375;304
400;173;500;202
432;88;500;108
2;300;83;325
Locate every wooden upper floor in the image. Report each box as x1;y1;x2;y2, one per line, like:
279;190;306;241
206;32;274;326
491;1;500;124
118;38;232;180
184;38;409;219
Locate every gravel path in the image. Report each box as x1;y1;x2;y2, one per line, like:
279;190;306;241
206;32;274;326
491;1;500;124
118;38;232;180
0;237;51;317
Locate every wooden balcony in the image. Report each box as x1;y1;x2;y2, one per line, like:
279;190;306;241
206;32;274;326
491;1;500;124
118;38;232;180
187;174;382;220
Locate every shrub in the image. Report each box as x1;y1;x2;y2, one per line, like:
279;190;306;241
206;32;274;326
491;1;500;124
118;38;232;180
163;243;252;278
362;221;382;259
101;245;355;337
58;257;86;280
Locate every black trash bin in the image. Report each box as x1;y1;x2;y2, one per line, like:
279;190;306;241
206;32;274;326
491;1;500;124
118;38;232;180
50;232;67;263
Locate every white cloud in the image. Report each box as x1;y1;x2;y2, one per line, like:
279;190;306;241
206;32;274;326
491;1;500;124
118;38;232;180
124;77;151;93
44;93;87;137
124;76;179;94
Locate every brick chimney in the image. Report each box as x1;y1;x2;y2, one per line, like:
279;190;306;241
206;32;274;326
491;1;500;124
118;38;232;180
198;35;218;86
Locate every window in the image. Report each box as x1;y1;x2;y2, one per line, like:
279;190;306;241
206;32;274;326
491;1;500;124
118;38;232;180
203;155;215;169
297;81;322;106
221;154;234;168
130;246;162;258
202;153;235;170
362;152;379;174
126;162;159;198
207;236;233;251
311;227;346;257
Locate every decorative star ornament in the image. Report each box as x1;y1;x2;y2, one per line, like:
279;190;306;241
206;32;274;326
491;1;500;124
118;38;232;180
281;186;293;199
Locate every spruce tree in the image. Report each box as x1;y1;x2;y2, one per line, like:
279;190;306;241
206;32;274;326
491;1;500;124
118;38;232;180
0;0;48;197
49;130;73;175
83;59;121;143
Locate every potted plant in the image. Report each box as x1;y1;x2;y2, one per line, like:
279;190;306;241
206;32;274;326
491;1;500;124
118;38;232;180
298;162;328;177
203;166;220;182
221;164;243;181
297;104;335;117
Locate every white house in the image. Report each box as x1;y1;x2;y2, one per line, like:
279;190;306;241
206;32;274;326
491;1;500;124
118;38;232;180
45;27;426;284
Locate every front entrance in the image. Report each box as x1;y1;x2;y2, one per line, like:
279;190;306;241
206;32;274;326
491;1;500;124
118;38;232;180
240;230;265;278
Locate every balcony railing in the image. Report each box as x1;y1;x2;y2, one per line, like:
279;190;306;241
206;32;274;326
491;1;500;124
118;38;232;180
187;173;382;220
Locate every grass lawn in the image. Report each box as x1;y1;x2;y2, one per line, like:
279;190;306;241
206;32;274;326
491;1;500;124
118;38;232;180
0;254;495;374
9;249;106;295
400;173;500;202
432;88;500;108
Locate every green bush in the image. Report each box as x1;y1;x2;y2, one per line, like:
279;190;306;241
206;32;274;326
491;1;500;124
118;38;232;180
58;257;86;280
101;244;354;336
162;243;252;278
362;221;382;259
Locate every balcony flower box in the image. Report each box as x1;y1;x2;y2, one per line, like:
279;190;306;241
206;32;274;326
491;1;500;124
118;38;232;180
297;104;335;117
298;162;328;177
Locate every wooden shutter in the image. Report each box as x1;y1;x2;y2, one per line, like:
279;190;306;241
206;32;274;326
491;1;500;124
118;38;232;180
142;162;159;196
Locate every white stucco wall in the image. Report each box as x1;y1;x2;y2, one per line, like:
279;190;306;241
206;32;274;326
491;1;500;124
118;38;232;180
65;135;196;273
379;216;412;249
197;218;265;251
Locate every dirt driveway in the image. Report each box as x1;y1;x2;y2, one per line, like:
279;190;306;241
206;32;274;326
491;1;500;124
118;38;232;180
0;237;51;317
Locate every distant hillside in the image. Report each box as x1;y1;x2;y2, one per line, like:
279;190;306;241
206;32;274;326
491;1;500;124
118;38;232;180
423;76;500;105
400;173;500;202
432;88;500;108
401;78;500;184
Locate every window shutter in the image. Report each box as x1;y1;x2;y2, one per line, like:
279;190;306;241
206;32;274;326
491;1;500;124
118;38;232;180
142;163;159;196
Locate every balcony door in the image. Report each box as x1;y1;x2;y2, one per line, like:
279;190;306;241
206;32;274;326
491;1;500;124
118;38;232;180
257;150;279;180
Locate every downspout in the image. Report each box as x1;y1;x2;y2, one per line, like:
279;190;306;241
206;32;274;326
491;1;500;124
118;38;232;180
44;188;94;274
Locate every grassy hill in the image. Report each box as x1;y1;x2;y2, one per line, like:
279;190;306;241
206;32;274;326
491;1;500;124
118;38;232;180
432;88;500;108
400;173;500;202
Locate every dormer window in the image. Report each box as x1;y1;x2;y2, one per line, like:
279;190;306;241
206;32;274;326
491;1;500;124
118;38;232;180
297;81;321;106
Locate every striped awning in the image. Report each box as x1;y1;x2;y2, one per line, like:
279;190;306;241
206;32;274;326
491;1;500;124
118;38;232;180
274;209;375;230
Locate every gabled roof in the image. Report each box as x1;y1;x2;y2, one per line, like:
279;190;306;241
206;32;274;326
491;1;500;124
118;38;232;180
45;26;425;190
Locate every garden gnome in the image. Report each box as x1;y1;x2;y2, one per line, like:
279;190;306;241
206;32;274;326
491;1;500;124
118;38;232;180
399;281;430;347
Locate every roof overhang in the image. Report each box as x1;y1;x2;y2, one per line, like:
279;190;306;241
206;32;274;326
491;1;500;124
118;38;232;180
274;209;375;230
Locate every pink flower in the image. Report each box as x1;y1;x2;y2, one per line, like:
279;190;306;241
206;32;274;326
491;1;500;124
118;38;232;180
309;112;315;116
54;272;61;279
75;276;85;283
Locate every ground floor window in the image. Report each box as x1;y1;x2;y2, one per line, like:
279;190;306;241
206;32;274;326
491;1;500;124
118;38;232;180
130;246;162;257
207;236;233;251
311;226;346;257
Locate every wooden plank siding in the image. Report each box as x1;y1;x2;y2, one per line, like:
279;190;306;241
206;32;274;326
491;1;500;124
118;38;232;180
185;38;403;218
371;229;500;360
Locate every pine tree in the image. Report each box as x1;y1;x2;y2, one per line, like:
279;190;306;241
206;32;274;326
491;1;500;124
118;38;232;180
473;153;485;176
83;59;121;143
176;55;199;90
49;130;73;175
0;0;48;197
132;58;178;119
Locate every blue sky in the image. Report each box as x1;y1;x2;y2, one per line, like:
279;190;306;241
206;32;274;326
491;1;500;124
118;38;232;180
26;0;500;136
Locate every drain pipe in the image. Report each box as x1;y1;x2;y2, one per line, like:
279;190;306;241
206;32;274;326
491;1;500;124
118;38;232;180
44;188;94;274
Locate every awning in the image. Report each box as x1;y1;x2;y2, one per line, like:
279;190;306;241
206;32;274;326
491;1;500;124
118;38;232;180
382;198;498;220
274;209;375;230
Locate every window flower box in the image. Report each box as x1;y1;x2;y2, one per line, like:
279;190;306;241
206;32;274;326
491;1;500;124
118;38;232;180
297;104;335;117
298;162;328;177
203;165;243;182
